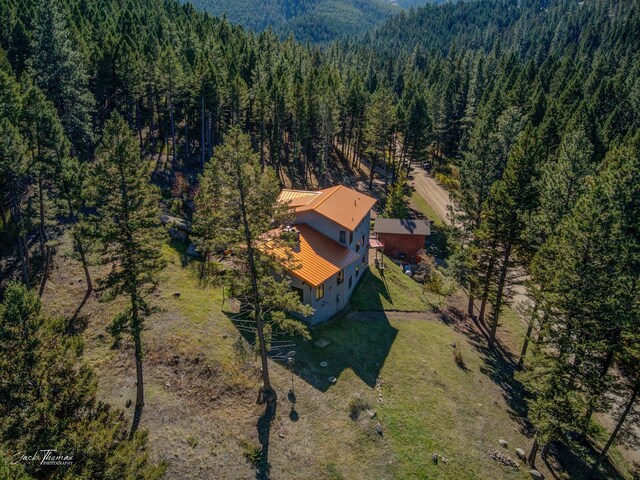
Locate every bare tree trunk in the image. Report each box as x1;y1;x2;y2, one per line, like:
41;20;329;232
130;300;145;439
76;234;92;293
528;435;539;467
201;95;206;167
589;381;639;478
479;256;495;323
237;162;273;403
582;347;616;435
184;110;189;164
137;100;143;150
518;311;535;369
489;243;512;349
0;195;7;229
467;279;475;316
169;93;176;167
369;155;376;190
38;174;46;259
150;90;157;152
38;245;51;297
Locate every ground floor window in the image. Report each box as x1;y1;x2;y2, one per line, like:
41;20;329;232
348;276;353;288
292;286;304;303
356;265;359;277
315;283;325;300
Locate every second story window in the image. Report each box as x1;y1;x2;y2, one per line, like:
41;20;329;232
316;283;325;300
339;230;346;244
337;270;344;284
349;231;353;244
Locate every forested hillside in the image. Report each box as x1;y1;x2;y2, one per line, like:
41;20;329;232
1;0;639;478
183;0;400;42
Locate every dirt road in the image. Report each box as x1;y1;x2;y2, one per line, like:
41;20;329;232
410;165;452;225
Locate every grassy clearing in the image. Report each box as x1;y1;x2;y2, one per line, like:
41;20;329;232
409;190;453;260
40;234;631;479
294;311;531;480
410;190;445;228
350;255;437;311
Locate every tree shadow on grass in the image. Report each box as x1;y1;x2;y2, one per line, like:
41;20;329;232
228;311;398;393
448;310;627;480
256;397;277;480
67;288;92;334
542;441;626;480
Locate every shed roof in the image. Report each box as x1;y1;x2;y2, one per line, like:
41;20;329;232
261;224;360;287
278;185;377;231
373;218;431;236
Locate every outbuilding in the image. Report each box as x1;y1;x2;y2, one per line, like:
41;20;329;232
372;218;430;263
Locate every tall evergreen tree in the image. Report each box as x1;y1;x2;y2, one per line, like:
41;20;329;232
30;0;94;157
365;83;395;189
0;282;165;480
383;167;408;218
477;126;541;348
88;114;166;436
194;127;311;404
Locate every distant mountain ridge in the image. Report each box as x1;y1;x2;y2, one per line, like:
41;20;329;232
182;0;441;42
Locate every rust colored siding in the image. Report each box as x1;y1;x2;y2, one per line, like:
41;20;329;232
377;233;426;262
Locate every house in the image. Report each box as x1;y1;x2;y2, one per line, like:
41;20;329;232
372;218;430;263
273;185;377;324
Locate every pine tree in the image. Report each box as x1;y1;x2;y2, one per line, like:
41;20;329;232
19;83;68;292
523;133;640;469
88;114;166;436
194;127;311;404
55;155;93;295
30;0;95;158
0;107;30;284
477;126;541;348
383;167;408;218
0;282;165;480
537;122;595;235
365;83;395;190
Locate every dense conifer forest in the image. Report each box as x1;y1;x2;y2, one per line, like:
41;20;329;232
183;0;402;43
0;0;639;478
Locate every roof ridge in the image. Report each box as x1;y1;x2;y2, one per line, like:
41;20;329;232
312;185;341;210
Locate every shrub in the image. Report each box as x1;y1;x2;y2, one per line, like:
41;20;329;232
240;440;261;466
186;435;198;448
348;394;371;420
453;344;466;369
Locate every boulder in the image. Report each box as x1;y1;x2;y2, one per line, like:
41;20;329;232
160;213;192;233
529;470;543;479
515;448;526;460
168;227;187;241
186;243;200;257
499;438;508;447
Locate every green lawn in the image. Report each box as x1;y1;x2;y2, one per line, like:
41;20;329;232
293;311;531;480
410;190;445;228
39;224;631;480
409;191;453;259
350;255;437;311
